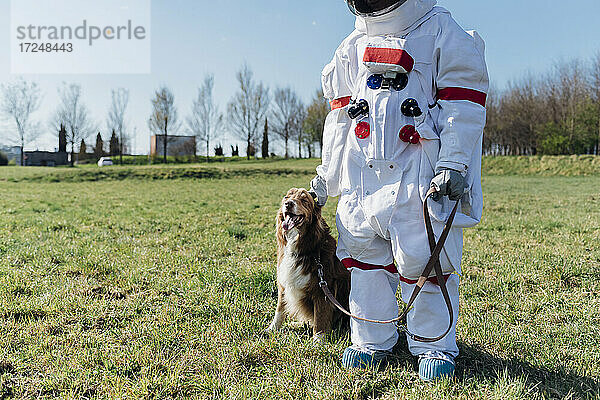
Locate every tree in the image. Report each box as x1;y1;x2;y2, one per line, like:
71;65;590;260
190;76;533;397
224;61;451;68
262;118;269;158
79;139;87;160
52;83;95;166
271;87;303;158
1;79;42;166
149;86;180;163
187;74;222;162
591;52;600;155
303;89;330;157
500;76;542;155
94;132;104;160
483;84;502;155
295;104;307;158
227;64;270;159
58;124;67;152
109;129;119;156
247;143;257;157
546;60;590;153
107;88;129;164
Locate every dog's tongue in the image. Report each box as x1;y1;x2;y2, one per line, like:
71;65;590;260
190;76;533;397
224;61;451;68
282;214;295;231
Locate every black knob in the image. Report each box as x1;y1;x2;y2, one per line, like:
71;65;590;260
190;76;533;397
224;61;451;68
348;99;369;119
401;98;422;117
391;73;408;91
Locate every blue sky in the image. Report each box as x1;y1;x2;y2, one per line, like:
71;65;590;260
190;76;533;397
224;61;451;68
1;0;599;155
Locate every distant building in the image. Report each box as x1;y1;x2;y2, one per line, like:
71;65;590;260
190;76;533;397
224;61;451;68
23;151;68;167
150;135;196;157
11;125;69;166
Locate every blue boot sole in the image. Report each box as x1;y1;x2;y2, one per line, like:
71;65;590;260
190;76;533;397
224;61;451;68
341;347;388;370
418;357;455;381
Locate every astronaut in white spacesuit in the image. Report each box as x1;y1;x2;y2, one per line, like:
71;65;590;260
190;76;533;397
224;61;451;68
309;0;488;380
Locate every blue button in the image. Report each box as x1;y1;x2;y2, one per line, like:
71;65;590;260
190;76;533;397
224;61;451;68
367;74;383;90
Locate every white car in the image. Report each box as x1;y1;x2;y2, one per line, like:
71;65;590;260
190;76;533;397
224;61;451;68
98;157;113;166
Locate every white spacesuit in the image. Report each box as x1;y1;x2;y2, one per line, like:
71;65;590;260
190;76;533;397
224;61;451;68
313;0;488;378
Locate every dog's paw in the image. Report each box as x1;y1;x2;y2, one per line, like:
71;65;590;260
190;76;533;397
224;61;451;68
266;312;285;333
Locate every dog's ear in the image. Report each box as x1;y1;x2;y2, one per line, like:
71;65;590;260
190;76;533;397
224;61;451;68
275;209;286;248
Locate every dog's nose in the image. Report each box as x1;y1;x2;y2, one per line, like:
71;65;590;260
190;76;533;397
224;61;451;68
285;200;294;209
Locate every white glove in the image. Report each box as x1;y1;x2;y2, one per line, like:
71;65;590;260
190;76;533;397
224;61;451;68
309;175;328;207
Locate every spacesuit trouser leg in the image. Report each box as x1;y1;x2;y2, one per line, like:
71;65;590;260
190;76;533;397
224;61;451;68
400;274;460;358
348;268;400;353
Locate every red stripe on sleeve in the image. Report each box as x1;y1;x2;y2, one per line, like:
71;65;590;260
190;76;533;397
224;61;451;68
330;96;351;110
363;47;414;73
437;87;487;107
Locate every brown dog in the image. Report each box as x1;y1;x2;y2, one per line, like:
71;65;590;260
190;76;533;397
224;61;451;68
267;188;350;340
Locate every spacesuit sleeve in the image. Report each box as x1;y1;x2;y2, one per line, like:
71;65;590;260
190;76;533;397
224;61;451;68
434;22;489;173
316;47;354;198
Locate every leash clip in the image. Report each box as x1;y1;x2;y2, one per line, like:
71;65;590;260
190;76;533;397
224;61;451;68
317;267;327;288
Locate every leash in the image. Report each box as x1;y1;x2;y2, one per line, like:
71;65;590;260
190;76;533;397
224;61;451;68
317;187;458;343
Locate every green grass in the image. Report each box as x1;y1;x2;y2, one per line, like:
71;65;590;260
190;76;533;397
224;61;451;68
2;155;599;183
0;162;599;399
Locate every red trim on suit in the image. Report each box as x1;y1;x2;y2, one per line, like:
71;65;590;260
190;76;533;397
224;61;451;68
363;47;414;73
437;87;487;107
342;258;451;286
330;96;351;110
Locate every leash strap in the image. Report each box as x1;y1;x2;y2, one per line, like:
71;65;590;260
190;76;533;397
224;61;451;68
318;187;459;343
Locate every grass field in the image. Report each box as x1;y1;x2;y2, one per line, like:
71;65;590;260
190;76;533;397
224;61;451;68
0;159;599;399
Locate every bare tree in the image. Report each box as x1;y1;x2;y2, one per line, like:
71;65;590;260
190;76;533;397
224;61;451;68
227;64;270;160
107;88;129;164
539;60;592;154
303;89;329;158
295;103;307;158
1;79;42;166
591;52;600;155
482;83;502;155
52;83;95;166
502;75;542;155
149;86;181;163
271;87;303;159
187;74;222;162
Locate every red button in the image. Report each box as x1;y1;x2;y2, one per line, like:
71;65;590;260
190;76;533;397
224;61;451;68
355;122;370;139
399;125;421;144
399;125;415;142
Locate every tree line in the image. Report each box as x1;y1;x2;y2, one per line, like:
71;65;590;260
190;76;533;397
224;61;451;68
485;53;600;155
0;63;330;165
